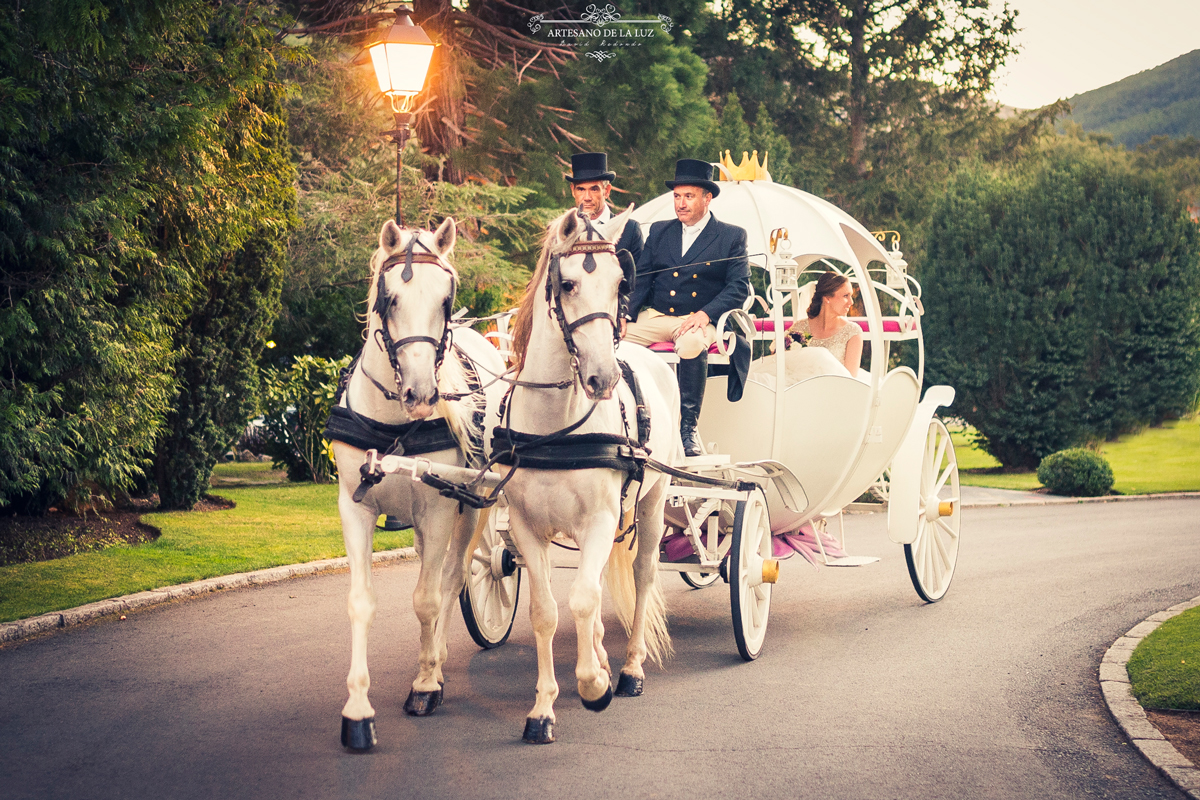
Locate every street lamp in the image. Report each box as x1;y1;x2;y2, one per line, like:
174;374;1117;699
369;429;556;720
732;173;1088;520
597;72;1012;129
367;3;435;225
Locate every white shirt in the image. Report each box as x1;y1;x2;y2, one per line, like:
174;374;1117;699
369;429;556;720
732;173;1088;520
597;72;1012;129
591;205;613;224
680;211;711;257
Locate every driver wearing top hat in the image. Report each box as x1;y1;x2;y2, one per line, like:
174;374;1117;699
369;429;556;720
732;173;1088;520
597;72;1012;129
566;152;643;264
623;158;750;456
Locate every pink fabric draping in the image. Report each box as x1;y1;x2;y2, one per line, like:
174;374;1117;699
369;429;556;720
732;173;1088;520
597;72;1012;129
660;520;846;569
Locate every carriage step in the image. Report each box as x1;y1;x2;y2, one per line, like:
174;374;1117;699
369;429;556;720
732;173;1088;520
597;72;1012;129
680;454;731;467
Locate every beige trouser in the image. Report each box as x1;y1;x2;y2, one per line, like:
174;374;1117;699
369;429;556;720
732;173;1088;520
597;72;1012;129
624;308;717;359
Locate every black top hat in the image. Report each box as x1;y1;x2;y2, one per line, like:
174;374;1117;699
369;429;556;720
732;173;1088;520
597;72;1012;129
567;152;616;183
664;158;720;197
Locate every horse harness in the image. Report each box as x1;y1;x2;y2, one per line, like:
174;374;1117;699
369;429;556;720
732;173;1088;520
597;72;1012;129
325;234;484;501
544;212;637;375
324;342;487;503
366;235;459;401
494;358;651;509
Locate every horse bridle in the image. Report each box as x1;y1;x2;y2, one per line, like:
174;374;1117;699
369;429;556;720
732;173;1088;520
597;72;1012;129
369;234;458;401
544;209;636;374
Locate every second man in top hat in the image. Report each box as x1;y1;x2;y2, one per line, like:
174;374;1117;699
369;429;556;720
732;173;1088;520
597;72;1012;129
566;152;643;263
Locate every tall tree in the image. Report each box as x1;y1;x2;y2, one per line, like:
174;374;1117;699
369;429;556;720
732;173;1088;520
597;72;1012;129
0;0;292;514
280;0;573;183
921;133;1200;467
153;21;298;510
707;0;1017;229
731;0;1016;173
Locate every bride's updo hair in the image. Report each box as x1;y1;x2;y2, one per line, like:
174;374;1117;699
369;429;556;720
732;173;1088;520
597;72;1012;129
807;272;851;318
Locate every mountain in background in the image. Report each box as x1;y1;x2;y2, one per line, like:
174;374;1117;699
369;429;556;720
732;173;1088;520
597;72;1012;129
1068;49;1200;148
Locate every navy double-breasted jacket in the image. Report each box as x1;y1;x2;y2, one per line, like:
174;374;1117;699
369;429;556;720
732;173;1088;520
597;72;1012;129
613;216;643;265
627;213;750;322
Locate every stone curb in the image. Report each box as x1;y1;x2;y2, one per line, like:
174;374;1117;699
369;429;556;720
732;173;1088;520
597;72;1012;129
0;547;418;646
1101;595;1200;799
961;491;1200;509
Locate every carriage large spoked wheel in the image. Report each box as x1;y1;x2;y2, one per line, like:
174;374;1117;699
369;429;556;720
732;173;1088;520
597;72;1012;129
904;418;961;602
729;489;775;661
460;513;521;649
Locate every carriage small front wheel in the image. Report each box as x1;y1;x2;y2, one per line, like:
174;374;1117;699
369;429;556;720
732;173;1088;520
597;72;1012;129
904;418;961;602
729;489;775;661
460;511;521;648
680;567;721;589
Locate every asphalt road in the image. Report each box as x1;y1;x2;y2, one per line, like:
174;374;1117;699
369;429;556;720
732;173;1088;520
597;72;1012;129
2;500;1198;800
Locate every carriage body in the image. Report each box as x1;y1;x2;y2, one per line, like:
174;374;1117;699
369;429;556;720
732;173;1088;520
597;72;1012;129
626;175;963;657
630;179;956;543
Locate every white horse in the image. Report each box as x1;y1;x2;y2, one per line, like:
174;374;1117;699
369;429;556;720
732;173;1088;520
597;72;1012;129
329;217;506;751
501;206;681;743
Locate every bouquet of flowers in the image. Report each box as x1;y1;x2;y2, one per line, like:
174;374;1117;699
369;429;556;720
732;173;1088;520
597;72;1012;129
784;327;812;350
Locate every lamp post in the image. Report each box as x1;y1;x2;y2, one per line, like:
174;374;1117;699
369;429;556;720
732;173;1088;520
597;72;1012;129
367;3;435;226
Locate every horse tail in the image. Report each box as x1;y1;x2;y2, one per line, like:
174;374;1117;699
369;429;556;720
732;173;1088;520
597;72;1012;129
604;516;673;667
462;509;489;577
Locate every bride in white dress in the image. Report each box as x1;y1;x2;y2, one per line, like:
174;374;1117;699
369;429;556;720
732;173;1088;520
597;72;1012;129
751;272;864;386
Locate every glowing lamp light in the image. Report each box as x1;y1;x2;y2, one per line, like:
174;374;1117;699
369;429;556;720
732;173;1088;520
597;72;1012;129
368;6;435;112
366;4;436;226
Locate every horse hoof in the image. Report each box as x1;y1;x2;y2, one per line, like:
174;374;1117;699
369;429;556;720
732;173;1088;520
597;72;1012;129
522;717;555;744
341;716;377;751
615;672;643;697
404;688;443;716
580;683;613;712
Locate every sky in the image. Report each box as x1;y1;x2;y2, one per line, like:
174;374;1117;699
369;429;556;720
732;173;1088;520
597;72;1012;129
989;0;1200;109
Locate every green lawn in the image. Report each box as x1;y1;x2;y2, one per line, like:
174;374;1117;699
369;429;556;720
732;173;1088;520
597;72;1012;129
1101;420;1200;495
1128;606;1200;711
950;417;1200;494
209;460;286;485
0;480;412;623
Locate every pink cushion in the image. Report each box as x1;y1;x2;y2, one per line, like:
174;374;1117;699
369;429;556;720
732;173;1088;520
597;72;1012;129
848;317;903;333
754;317;903;333
646;341;723;355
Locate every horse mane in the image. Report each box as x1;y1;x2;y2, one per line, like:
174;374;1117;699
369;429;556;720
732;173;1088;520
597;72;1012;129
435;348;482;464
365;226;480;461
509;210;587;371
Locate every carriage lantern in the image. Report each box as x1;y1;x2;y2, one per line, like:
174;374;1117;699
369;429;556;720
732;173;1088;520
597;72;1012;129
368;3;436;224
768;227;799;290
873;230;909;289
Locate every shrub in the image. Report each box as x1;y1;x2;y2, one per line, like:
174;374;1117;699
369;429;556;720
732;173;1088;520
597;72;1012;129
260;355;350;483
1037;448;1115;496
1;2;296;514
153;67;297;510
922;135;1200;468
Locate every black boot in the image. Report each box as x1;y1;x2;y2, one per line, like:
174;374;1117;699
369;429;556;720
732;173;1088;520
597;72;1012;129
677;352;708;457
